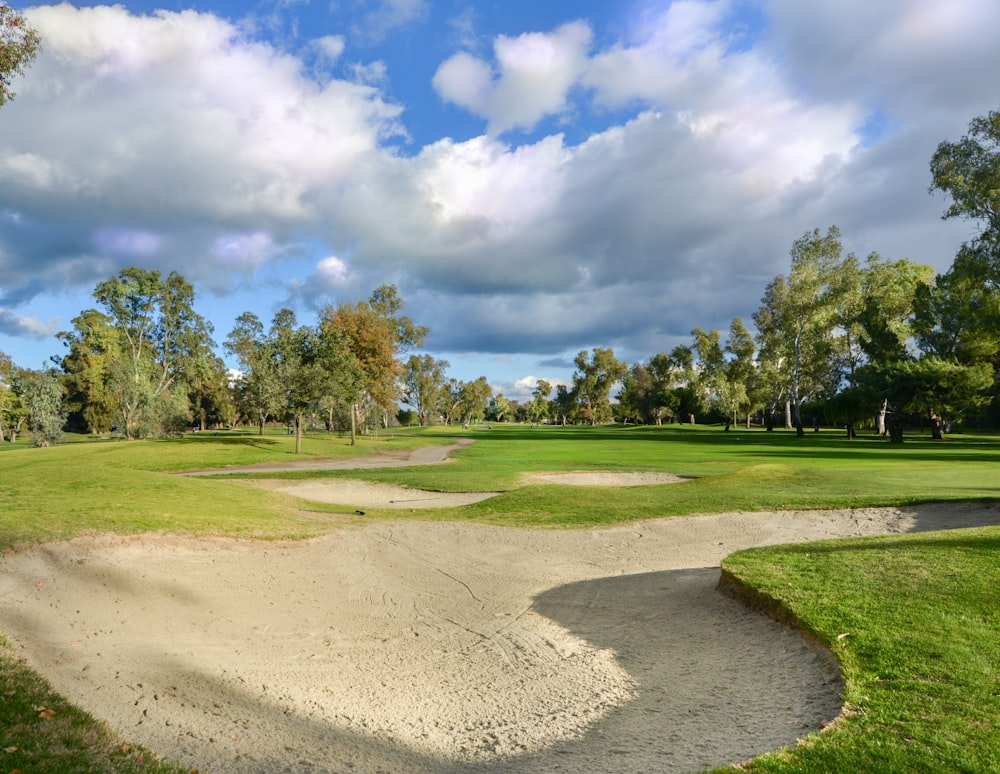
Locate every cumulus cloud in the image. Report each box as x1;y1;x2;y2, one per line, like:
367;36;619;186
433;21;593;134
1;4;403;296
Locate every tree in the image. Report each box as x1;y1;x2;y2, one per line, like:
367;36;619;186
18;367;65;446
930;110;1000;235
572;348;626;425
56;310;119;434
402;354;450;426
258;309;360;453
91;268;215;438
486;393;510;422
0;351;16;441
456;376;492;424
754;227;845;435
225;312;284;435
690;327;726;422
323;285;427;442
724;318;757;428
0;3;40;107
528;379;553;424
926;109;1000;428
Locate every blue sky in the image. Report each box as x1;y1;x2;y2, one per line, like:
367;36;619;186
2;0;998;401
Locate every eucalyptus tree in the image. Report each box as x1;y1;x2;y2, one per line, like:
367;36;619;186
528;379;552;424
0;3;40;107
225;312;284;435
754;227;846;435
402;354;450;425
486;393;510;422
724;318;757;428
457;376;492;424
58;268;216;438
572;348;626;425
927;110;1000;425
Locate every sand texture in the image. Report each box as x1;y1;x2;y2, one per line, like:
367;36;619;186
2;499;999;773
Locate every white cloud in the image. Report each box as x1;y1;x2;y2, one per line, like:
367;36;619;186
3;4;403;295
433;21;593;134
317;256;350;285
313;34;346;63
355;0;428;44
0;309;59;340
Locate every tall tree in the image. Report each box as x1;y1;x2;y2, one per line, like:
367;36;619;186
528;379;552;424
486;393;510;422
927;110;1000;426
724;318;757;428
323;285;427;442
0;3;40;107
402;354;450;426
0;351;14;442
92;268;214;438
930;109;1000;235
225;312;285;435
754;227;845;435
456;376;492;424
56;310;119;434
572;348;626;425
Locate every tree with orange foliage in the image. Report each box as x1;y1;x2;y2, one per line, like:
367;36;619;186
322;285;427;443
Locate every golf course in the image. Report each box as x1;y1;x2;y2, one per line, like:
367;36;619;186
0;423;998;773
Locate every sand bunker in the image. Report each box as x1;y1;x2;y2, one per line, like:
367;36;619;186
2;501;998;773
525;471;690;486
275;478;500;509
265;470;685;511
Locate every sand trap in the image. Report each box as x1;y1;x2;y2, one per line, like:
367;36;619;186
2;501;998;773
525;471;691;486
275;478;500;509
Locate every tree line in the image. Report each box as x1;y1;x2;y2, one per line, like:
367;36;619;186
1;109;998;446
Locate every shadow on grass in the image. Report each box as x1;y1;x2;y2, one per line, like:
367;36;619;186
174;434;280;446
455;423;1000;464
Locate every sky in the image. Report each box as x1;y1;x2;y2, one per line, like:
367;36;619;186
1;0;998;402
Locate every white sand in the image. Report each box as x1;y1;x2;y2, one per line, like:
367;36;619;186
2;450;999;773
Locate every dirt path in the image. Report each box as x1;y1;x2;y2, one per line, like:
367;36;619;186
2;445;998;772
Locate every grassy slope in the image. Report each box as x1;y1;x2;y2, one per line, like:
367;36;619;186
1;423;998;772
719;529;999;773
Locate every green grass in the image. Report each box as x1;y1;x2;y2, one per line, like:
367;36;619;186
1;422;998;772
719;529;999;772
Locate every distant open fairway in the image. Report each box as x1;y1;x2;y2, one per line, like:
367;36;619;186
0;424;998;772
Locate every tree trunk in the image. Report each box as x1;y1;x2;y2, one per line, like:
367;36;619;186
877;399;888;436
928;409;944;440
784;399;793;430
295;413;303;454
888;414;904;443
350;403;357;446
